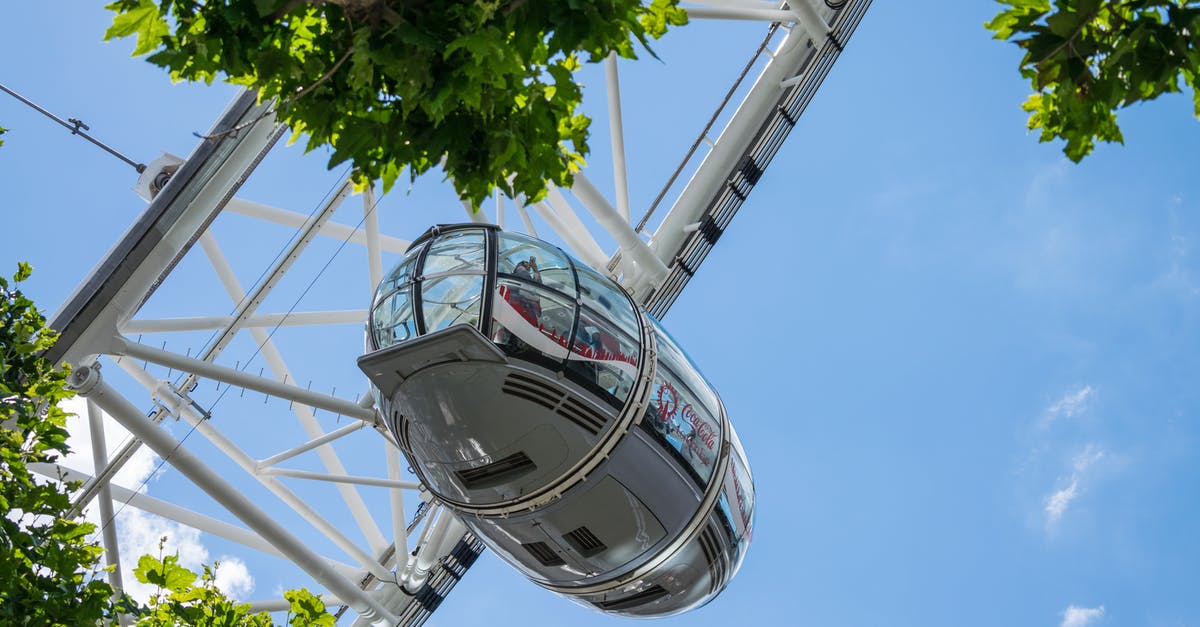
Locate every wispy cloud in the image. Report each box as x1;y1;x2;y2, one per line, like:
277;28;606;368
1044;479;1079;525
1042;385;1095;427
1060;604;1105;627
1044;444;1106;528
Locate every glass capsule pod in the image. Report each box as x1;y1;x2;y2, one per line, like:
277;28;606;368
358;224;754;617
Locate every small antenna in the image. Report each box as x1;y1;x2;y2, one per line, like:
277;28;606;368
0;81;147;173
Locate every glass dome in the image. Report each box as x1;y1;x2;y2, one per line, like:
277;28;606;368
371;224;643;411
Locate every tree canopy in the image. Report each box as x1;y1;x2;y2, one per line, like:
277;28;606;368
1;263;335;625
103;0;687;207
988;0;1200;161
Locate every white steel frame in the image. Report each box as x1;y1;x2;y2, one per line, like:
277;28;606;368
35;2;871;624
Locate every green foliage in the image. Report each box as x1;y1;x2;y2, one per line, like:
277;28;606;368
103;0;688;208
0;125;7;148
987;0;1200;161
0;263;117;625
132;543;334;626
0;266;337;626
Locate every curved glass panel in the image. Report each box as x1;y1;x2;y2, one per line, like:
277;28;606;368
649;319;721;420
574;264;639;340
645;365;722;485
371;283;416;350
716;443;754;571
421;274;484;332
497;232;574;295
422;229;487;276
492;278;575;362
564;307;639;409
378;253;419;300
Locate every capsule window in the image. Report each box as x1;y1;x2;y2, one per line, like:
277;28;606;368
574;264;639;340
421;274;484;333
491;278;575;362
646;365;722;486
371;283;416;350
496;232;574;295
564;306;639;409
421;229;487;276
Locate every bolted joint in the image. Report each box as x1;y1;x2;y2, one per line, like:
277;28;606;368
67;363;102;396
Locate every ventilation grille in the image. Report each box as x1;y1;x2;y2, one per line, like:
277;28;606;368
594;585;669;611
697;525;725;593
454;451;536;490
502;372;559;410
563;526;607;557
501;373;609;436
521;541;565;567
558;396;606;435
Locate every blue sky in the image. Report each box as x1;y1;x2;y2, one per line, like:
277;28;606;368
3;2;1200;627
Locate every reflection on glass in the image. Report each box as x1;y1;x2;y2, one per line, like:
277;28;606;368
565;307;639;408
492;279;575;361
422;230;487;276
497;232;574;295
372;284;416;349
378;253;419;302
422;274;484;332
717;450;754;570
574;264;639;339
645;365;722;485
649;320;721;423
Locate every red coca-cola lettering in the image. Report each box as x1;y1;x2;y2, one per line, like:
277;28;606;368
680;403;717;450
655;380;679;422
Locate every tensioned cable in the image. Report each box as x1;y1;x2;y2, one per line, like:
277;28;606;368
87;166;387;554
634;22;781;233
0;81;147;173
83;165;351;546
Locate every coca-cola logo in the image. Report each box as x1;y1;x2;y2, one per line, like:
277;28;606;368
680;403;717;450
655;380;679;422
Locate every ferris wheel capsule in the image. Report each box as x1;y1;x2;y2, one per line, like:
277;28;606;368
358;223;754;617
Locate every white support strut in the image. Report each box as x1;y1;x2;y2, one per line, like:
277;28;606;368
121;310;368;334
225;197;411;254
67;364;399;625
109;356;397;582
111;336;376;423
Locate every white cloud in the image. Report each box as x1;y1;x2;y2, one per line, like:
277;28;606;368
57;397;255;602
60;397;160;490
1072;445;1104;473
1044;443;1106;528
213;557;255;599
1043;385;1094;426
1060;604;1105;627
1044;479;1079;525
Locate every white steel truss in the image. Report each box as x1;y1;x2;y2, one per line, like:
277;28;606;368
38;2;873;624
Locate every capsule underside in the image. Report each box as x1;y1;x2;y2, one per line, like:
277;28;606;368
358;225;754;617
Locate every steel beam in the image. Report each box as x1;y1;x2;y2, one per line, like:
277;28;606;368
68;364;399;625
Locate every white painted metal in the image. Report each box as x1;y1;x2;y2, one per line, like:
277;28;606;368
257;467;421;491
113;337;376;422
604;53;633;224
571;173;670;287
86;399;124;594
124;361;396;581
687;6;794;21
258;421;369;469
34;462;362;576
646;9;822;268
68;365;400;624
121;310;368;333
225;197;411;254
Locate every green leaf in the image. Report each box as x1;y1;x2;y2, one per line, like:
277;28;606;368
15;261;32;282
103;0;169;56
